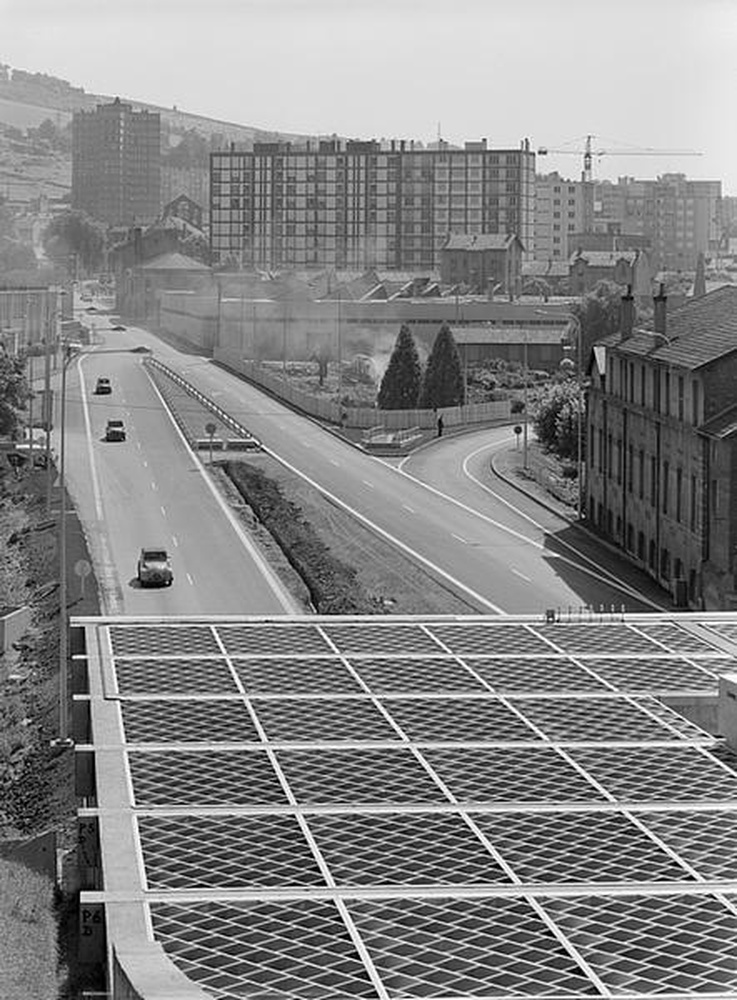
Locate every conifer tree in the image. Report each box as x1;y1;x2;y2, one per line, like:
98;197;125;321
377;324;422;409
418;323;465;408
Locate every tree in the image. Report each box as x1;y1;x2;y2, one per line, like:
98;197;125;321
570;280;625;357
0;351;30;438
531;381;583;460
43;210;105;273
377;324;422;410
418;323;465;409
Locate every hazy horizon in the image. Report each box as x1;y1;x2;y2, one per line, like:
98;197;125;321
4;0;736;193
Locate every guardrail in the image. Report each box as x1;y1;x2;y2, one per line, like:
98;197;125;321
145;357;261;451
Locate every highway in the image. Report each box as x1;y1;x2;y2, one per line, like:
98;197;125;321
59;309;671;616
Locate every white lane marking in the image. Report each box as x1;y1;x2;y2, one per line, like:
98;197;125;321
451;533;467;544
261;446;505;613
136;441;141;449
362;480;375;490
330;458;340;466
144;371;298;613
151;481;158;491
142;459;148;467
186;572;194;585
160;505;167;516
511;568;532;582
171;535;179;547
77;360;105;522
457;440;667;610
402;504;415;513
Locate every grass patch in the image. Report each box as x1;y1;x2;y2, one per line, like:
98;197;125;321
0;860;60;1000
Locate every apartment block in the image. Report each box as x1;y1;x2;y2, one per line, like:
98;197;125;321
210;138;535;271
72;98;161;227
592;175;722;270
585;286;737;610
534;172;590;261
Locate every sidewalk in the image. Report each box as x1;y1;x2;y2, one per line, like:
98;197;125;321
490;442;579;523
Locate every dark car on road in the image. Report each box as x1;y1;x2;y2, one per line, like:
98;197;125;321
137;548;173;587
95;377;112;395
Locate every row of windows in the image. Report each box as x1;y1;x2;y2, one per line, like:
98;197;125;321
592;504;697;590
592;429;705;529
610;358;701;424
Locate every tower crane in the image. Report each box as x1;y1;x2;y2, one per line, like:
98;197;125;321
537;134;702;183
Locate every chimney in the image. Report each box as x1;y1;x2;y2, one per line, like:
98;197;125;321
621;284;634;339
653;282;667;336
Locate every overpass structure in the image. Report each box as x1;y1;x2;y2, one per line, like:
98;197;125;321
73;611;737;999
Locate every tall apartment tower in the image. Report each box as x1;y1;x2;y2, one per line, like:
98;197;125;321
534;172;590;261
72;98;161;227
592;174;722;270
210;138;535;270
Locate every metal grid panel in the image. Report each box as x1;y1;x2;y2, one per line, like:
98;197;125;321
233;657;363;694
468;657;611;693
151;900;379;1000
349;657;488;693
138;815;325;889
703;622;737;644
537;624;662;655
422;747;605;803
427;623;554;656
641;810;737;880
348;897;599;997
121;700;259;743
583;656;721;691
128;750;287;806
217;623;335;657
380;697;539;743
642;698;714;739
253;698;401;742
509;696;687;742
543;893;737;994
633;621;728;654
275;748;449;805
321;623;444;655
114;657;237;695
474;811;692;883
307;812;511;887
570;746;737;801
109;624;221;657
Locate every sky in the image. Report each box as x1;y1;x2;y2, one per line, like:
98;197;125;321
3;0;737;193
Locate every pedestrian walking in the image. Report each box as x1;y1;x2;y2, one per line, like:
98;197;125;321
437;414;444;438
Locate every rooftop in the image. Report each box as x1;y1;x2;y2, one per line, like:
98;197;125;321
77;611;737;1000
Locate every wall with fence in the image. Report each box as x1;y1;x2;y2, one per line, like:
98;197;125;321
214;348;510;430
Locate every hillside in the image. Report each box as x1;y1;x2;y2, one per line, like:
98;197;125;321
0;62;318;203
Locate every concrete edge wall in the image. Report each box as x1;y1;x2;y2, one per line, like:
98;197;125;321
0;605;31;655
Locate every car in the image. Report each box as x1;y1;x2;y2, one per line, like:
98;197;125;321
110;323;126;332
95;377;112;395
85;305;97;313
105;419;126;442
137;547;173;587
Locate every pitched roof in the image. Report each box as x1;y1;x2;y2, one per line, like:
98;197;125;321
138;252;211;271
444;233;519;252
450;325;566;346
570;250;638;268
522;260;569;278
612;286;737;370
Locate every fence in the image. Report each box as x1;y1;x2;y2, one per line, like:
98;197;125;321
214;348;510;429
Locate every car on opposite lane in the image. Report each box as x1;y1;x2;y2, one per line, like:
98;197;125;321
95;377;112;395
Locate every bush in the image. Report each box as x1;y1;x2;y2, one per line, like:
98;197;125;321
510;399;525;414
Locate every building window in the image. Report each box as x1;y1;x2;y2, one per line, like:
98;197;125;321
690;475;697;531
662;461;669;514
663;372;670;416
691;380;700;424
638;449;645;499
627;444;634;493
598;429;604;473
653;368;660;412
640;366;646;406
607;433;613;477
677;376;684;420
616;438;622;484
676;467;683;522
650;455;657;506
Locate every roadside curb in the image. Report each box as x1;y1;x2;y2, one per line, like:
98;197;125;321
488;448;578;524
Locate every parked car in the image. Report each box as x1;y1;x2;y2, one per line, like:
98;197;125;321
105;419;126;442
95;377;112;395
110;323;126;332
137;547;173;587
